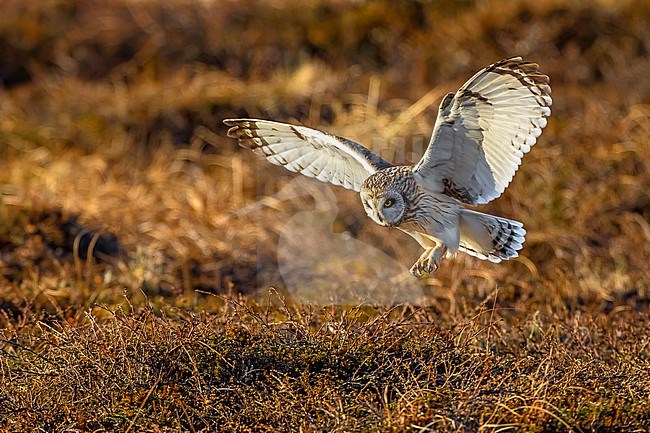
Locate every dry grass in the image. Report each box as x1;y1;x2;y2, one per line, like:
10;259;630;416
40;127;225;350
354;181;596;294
0;0;649;431
2;301;648;432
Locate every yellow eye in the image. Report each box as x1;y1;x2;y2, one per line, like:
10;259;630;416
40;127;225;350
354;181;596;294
384;199;395;208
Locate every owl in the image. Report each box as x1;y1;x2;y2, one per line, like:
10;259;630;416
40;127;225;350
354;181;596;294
224;57;552;276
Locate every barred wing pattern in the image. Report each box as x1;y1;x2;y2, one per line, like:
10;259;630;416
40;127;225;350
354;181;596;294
413;57;552;205
225;119;393;192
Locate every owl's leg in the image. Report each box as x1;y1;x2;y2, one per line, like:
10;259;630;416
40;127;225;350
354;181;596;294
410;244;447;276
399;228;455;276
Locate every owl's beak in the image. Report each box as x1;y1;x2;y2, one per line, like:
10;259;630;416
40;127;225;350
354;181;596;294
376;214;395;227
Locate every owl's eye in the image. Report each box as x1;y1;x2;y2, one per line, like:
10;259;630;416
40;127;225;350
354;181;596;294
384;199;395;208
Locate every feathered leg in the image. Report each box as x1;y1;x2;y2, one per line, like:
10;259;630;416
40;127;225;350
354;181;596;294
410;244;448;276
400;229;451;276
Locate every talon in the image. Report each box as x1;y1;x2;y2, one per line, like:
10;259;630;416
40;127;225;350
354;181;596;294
410;245;446;276
410;260;426;277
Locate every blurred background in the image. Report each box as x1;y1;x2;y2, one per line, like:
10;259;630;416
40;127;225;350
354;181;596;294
0;0;648;317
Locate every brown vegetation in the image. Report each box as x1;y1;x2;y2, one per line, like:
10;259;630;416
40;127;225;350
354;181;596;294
0;0;648;431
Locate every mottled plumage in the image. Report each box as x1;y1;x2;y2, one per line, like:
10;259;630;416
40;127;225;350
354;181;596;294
225;57;551;276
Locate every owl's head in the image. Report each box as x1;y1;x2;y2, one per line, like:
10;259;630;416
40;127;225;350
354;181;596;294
359;189;406;227
360;167;412;227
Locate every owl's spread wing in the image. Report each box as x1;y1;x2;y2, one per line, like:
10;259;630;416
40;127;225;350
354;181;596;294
224;118;393;191
413;57;552;205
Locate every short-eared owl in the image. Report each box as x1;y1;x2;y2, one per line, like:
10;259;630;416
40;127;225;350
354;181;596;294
225;57;551;276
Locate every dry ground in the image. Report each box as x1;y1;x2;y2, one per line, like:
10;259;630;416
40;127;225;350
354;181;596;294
0;0;649;431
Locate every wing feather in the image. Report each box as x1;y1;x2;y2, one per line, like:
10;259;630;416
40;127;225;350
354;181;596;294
413;57;552;205
224;118;393;191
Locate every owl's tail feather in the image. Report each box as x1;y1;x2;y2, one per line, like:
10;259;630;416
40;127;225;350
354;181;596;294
458;209;526;262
